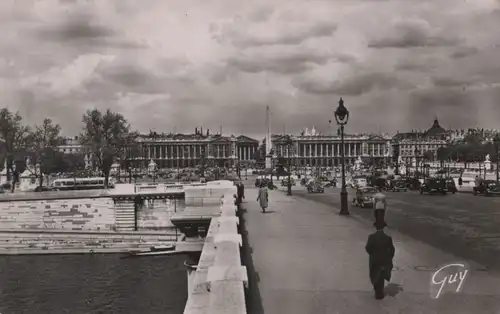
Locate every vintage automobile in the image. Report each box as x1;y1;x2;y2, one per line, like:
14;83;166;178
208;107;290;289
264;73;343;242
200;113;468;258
420;178;448;195
473;180;496;195
307;181;324;193
352;187;377;208
391;180;408;192
445;178;457;194
484;181;500;196
281;177;296;187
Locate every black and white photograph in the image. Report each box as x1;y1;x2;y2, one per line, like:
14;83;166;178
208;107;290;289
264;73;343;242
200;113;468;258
1;0;500;313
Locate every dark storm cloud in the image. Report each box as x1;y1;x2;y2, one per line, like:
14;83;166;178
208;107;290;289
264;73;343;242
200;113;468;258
37;13;114;41
226;50;332;74
94;62;194;94
368;20;462;49
449;47;479;59
407;88;479;127
293;72;412;96
35;12;146;50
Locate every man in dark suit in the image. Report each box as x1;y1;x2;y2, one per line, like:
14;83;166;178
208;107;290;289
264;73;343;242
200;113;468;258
365;221;395;299
237;181;245;203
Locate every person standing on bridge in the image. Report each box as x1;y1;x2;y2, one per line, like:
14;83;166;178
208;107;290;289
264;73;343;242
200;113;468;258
373;189;387;226
365;220;395;300
256;183;269;213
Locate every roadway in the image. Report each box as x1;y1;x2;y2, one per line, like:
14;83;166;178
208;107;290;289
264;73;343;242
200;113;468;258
290;186;500;272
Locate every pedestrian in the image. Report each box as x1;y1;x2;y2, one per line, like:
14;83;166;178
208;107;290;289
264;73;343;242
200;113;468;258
237;181;245;203
458;176;463;187
256;183;269;213
373;189;387;226
365;220;395;300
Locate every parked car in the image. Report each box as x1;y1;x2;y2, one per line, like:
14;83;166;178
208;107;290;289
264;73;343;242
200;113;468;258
484;181;500;196
307;181;324;193
281;177;296;186
445;178;457;194
420;178;448;195
473;180;496;195
352;187;377;208
391;180;408;192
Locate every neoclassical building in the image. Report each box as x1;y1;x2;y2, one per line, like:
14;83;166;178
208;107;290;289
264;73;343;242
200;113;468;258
392;118;450;163
268;127;392;167
129;128;259;169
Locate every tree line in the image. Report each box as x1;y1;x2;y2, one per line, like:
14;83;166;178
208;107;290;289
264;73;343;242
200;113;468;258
436;139;499;167
0;108;136;189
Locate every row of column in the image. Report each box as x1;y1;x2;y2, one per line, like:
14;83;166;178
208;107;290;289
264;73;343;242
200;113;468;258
237;145;256;160
298;143;361;157
143;144;254;160
276;142;387;158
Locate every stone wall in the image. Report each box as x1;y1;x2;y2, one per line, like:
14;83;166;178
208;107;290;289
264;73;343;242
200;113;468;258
0;197;184;231
0;197;115;231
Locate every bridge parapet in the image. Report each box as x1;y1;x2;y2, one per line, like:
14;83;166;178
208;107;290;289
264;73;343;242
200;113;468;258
182;192;247;314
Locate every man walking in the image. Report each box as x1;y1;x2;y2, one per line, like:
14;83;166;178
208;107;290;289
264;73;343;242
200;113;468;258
373;189;387;226
365;221;395;299
256;183;269;213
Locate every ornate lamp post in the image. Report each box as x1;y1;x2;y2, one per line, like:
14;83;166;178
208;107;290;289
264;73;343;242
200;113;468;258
391;140;400;175
494;134;500;183
284;135;293;196
414;148;420;178
334;98;350;215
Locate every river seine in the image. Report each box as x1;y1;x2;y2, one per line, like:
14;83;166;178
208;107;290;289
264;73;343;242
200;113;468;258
0;254;187;314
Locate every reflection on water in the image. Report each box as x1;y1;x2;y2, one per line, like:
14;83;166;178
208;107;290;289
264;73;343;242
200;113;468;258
0;254;187;314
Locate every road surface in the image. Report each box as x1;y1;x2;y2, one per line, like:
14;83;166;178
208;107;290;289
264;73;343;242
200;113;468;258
290;186;500;272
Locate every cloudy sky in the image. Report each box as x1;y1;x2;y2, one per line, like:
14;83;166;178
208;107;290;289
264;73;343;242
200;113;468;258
2;0;500;139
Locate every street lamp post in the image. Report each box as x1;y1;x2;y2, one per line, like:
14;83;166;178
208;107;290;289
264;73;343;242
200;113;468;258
285;136;293;196
494;135;500;183
334;98;350;215
414;148;420;178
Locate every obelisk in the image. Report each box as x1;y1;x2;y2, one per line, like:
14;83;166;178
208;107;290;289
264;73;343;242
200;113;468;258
265;105;272;169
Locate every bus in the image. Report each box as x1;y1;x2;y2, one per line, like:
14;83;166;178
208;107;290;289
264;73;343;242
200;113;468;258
51;177;113;191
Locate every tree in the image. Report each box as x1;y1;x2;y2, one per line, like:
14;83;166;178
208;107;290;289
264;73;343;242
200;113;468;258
121;131;140;183
26;118;62;189
79;109;131;188
0;109;31;181
422;151;434;162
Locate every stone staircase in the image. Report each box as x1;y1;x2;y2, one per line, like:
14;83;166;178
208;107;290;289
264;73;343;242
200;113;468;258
114;201;136;231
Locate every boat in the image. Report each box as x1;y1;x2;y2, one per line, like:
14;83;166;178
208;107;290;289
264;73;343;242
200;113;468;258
122;245;176;258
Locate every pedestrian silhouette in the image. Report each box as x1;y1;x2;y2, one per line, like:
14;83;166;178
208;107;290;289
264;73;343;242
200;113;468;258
365;221;395;300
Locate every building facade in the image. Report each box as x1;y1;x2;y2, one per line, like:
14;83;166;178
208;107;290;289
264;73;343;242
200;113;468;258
57;136;93;169
129;129;259;169
268;127;392;167
392;118;450;163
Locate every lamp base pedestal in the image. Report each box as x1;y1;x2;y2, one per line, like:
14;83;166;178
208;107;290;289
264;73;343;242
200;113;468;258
339;190;349;215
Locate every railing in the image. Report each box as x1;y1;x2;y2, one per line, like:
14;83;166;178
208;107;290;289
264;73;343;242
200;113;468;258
183;194;247;314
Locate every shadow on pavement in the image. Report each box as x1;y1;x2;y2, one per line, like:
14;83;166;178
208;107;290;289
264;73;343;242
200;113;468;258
385;283;404;297
239;202;264;314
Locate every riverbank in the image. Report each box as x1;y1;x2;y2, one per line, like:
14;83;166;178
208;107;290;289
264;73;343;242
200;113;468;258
0;229;179;255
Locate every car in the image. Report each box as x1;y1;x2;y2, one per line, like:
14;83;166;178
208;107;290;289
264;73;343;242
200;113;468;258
473;180;496;195
484;182;500;196
445;178;457;194
391;180;408;192
420;178;448;195
353;187;377;208
281;178;296;186
307;181;324;193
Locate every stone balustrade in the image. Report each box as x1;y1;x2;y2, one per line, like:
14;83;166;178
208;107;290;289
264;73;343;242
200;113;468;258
174;184;248;314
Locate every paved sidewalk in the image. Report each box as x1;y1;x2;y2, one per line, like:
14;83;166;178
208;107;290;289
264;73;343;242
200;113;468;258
243;188;500;314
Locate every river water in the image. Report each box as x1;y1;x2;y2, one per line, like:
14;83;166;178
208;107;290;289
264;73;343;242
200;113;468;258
0;254;187;314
